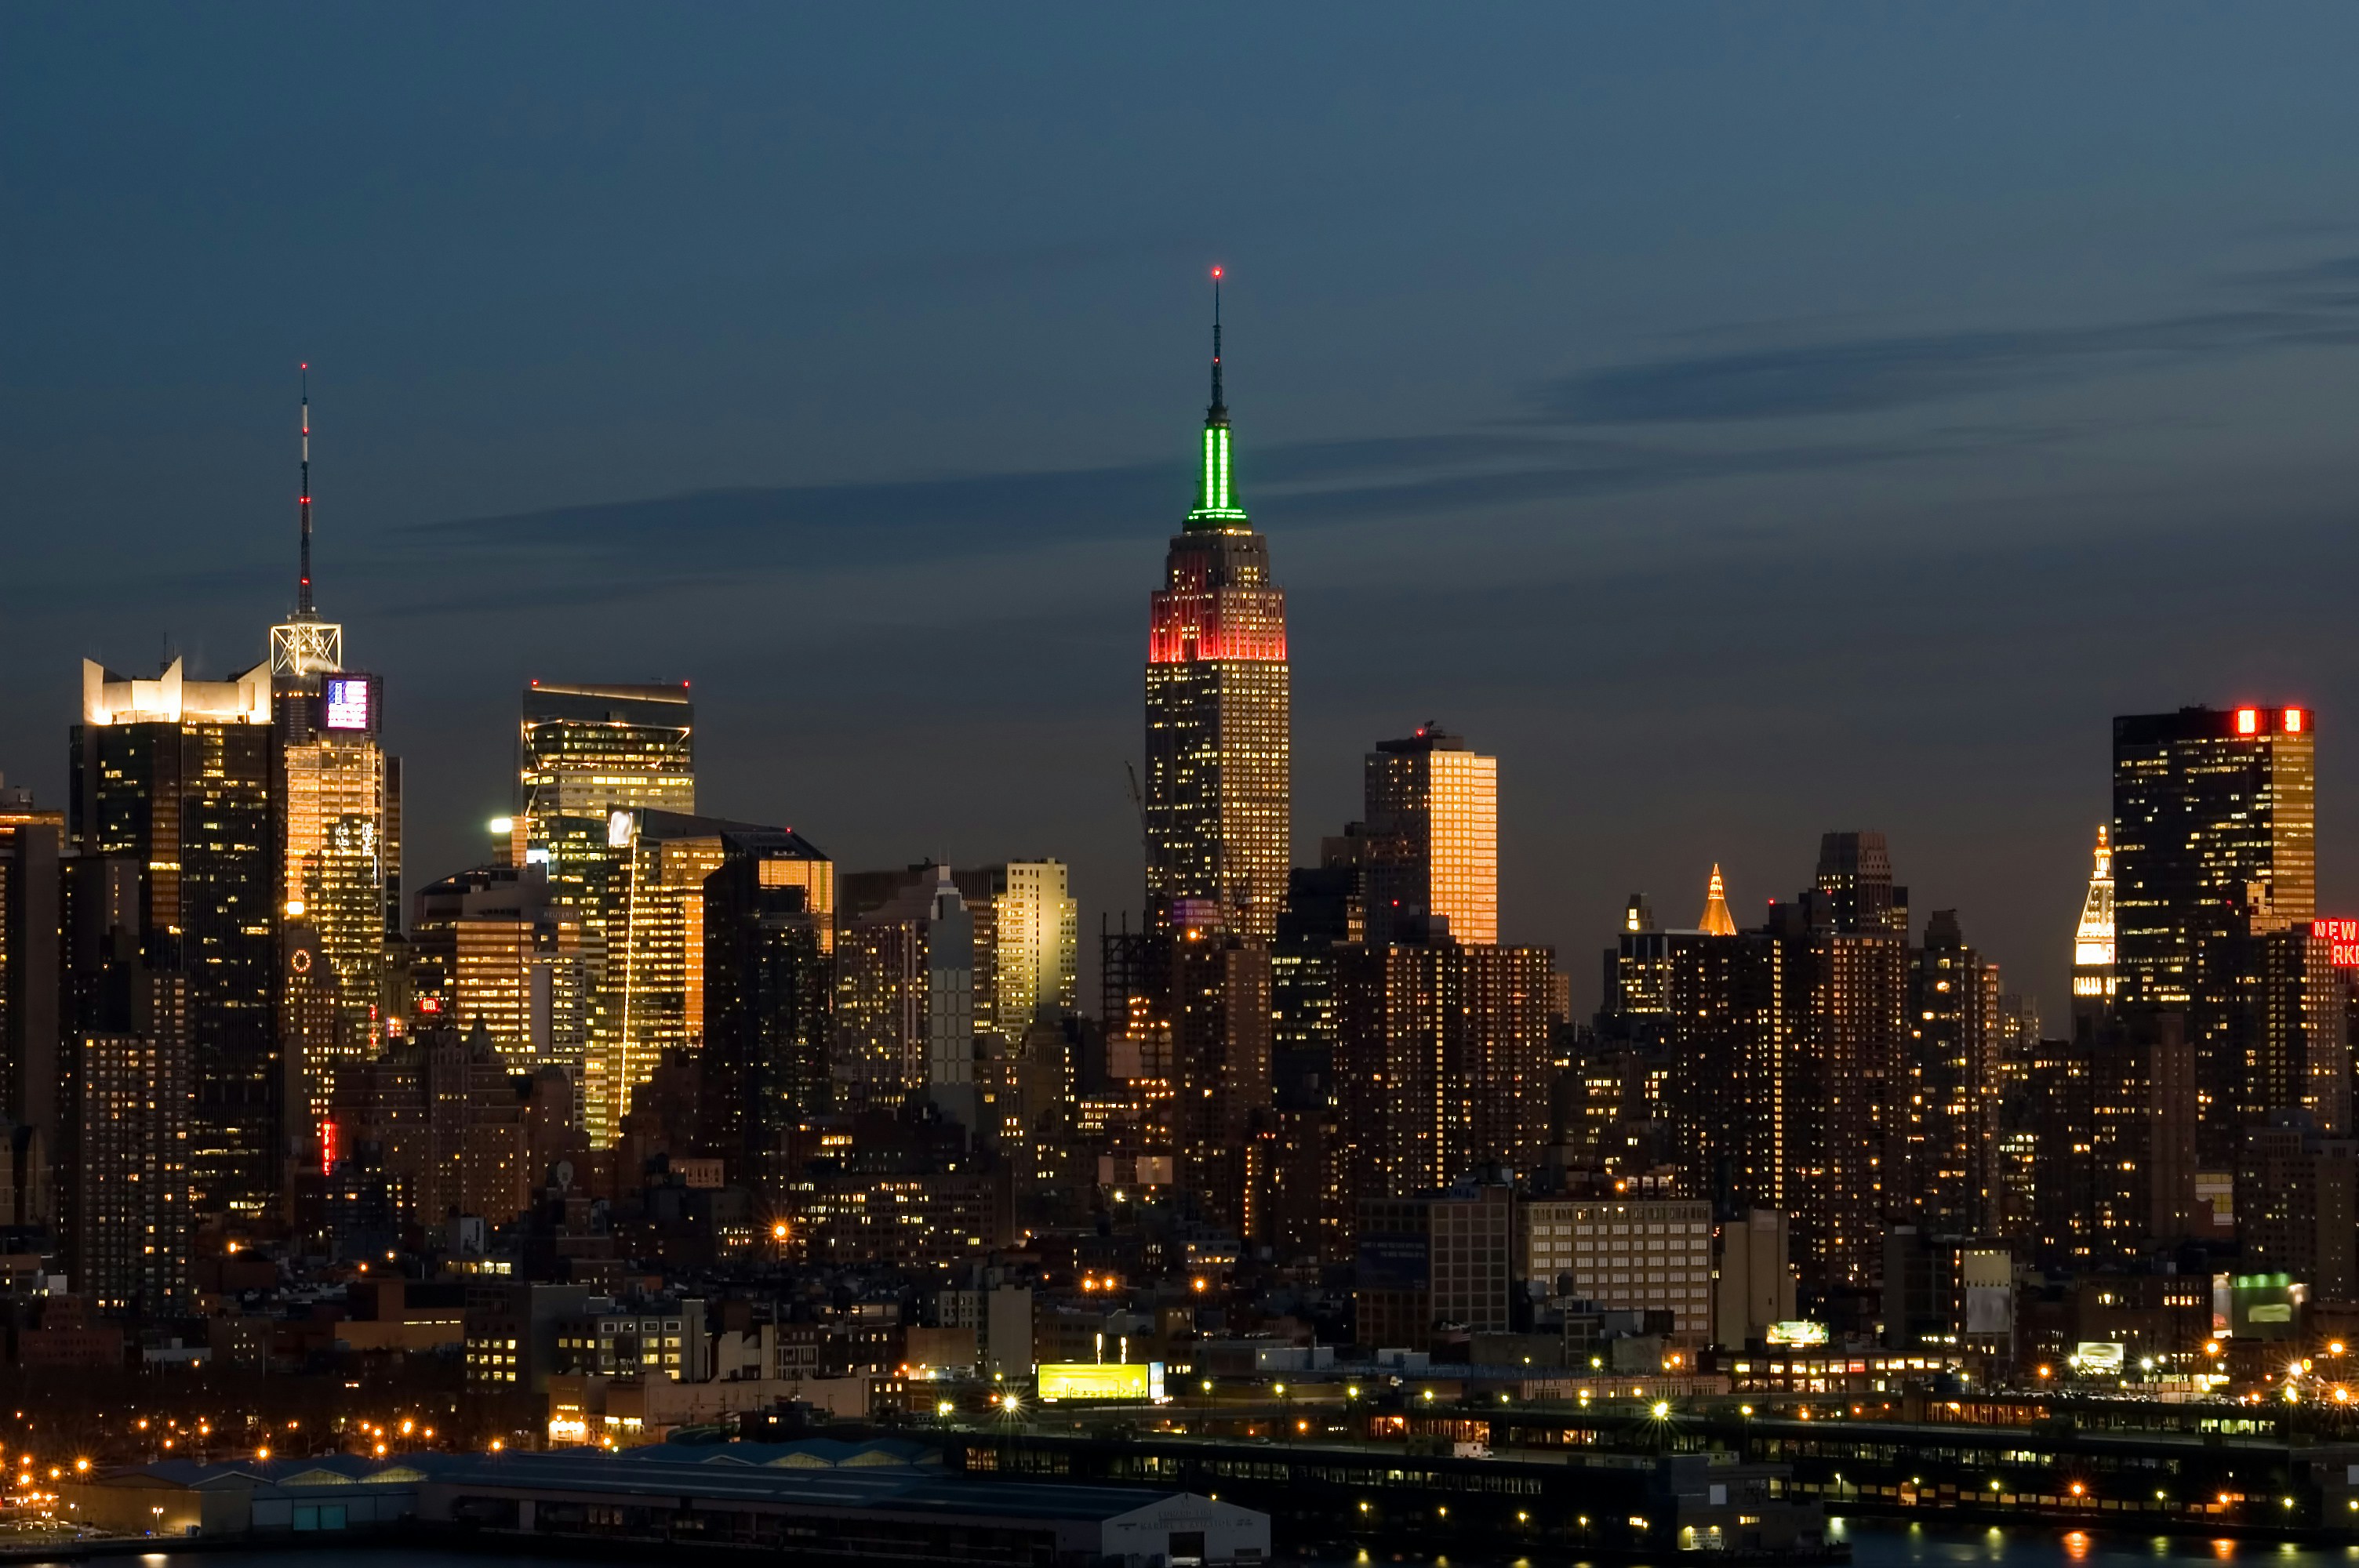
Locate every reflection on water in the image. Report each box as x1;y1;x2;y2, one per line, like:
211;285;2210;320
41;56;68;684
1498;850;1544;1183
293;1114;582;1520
31;1534;2359;1568
1836;1517;2359;1568
1313;1522;2359;1568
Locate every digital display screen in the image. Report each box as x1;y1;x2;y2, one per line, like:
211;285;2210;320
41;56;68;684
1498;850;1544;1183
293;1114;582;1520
322;677;373;731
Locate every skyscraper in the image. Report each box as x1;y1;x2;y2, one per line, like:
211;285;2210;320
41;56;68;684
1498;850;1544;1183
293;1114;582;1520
1772;831;1908;1288
962;861;1078;1040
2113;705;2316;1153
268;376;401;1175
1904;909;2002;1235
1335;935;1553;1217
701;829;835;1186
1143;277;1290;941
62;969;194;1316
518;681;696;1146
1362;727;1498;946
0;781;61;1163
73;658;278;1218
602;809;832;1142
2071;826;2117;1007
1601;866;1788;1214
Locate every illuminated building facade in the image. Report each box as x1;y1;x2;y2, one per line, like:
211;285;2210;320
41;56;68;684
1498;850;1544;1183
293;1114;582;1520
328;1020;576;1228
602;810;832;1145
1362;727;1497;946
0;782;61;1153
2113;704;2315;1156
1334;934;1553;1218
409;862;589;1076
61;970;194;1316
1170;917;1274;1235
1601;873;1789;1215
2072;826;2117;1005
519;682;696;1145
267;378;402;1172
1143;284;1290;941
1904;909;2002;1235
72;657;279;1218
965;861;1078;1039
701;828;836;1185
1773;832;1908;1290
1522;1196;1714;1338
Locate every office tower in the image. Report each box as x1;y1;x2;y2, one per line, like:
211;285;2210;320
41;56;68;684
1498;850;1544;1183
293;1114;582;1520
518;681;696;1142
62;969;194;1316
1335;932;1553;1216
267;378;401;1175
702;832;835;1185
1600;868;1788;1214
0;781;61;1160
2241;924;2349;1134
1170;916;1274;1234
1905;910;2002;1235
1268;846;1366;1264
409;862;589;1071
1143;281;1290;941
73;658;278;1218
833;866;972;1119
601;810;832;1145
964;862;1078;1040
1362;727;1498;946
1767;831;1908;1289
2113;704;2315;1152
1523;1195;1715;1338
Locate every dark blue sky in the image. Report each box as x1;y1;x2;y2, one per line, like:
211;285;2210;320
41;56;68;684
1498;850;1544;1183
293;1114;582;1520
8;5;2359;1020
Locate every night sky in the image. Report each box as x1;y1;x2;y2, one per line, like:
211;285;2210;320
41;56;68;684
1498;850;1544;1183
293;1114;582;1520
8;6;2359;1023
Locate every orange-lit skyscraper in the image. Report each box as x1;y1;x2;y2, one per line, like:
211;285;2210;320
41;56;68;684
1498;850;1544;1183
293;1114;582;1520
1143;278;1290;942
1362;727;1498;946
2113;705;2316;1160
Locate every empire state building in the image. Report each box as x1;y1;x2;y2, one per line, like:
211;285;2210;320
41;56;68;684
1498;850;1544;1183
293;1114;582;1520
1143;276;1290;941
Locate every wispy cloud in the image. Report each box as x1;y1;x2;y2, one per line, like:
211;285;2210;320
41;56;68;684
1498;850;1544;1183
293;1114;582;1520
1532;255;2359;425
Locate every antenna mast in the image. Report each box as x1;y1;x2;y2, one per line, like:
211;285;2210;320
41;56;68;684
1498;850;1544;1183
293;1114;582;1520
298;363;314;617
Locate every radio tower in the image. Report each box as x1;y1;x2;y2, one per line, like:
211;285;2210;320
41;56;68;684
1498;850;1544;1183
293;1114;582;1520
271;363;343;680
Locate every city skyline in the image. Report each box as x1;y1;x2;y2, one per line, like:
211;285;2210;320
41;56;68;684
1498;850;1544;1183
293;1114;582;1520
11;9;2359;1025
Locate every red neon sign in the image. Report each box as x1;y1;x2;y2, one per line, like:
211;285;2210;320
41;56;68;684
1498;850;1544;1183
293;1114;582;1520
2286;708;2306;734
2313;919;2359;967
2236;708;2259;735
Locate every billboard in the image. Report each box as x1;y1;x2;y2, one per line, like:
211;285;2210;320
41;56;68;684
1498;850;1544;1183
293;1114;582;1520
1037;1362;1165;1403
322;674;376;732
2314;919;2359;967
1765;1321;1828;1347
2070;1341;2125;1374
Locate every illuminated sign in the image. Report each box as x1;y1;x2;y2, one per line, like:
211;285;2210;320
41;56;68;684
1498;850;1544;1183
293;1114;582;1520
1765;1321;1828;1347
607;811;635;848
1037;1362;1166;1403
2237;707;2259;735
322;676;373;731
2070;1341;2125;1374
2286;708;2307;734
2314;920;2359;967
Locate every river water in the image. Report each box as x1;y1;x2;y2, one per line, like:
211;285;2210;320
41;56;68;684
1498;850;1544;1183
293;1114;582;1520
23;1526;2359;1568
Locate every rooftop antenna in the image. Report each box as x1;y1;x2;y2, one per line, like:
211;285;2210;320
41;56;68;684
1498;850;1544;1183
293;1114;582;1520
298;363;314;617
1209;267;1225;418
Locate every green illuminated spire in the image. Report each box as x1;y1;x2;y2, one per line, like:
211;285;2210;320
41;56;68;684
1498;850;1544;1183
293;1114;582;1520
1187;268;1249;532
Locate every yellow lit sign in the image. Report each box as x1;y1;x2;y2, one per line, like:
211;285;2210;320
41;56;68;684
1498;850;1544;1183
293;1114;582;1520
1036;1363;1165;1403
1765;1321;1828;1347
